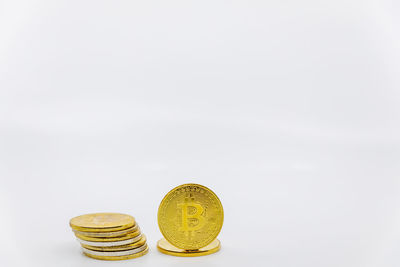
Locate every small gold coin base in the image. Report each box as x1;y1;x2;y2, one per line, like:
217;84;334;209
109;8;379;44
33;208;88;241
157;238;220;257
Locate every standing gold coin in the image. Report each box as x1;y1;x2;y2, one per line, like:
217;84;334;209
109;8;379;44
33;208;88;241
157;238;220;257
70;213;135;232
158;184;224;250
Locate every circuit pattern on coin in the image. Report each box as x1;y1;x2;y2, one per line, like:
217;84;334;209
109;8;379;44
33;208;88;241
158;184;224;250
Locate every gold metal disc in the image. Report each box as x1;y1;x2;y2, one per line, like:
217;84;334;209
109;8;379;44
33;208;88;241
157;238;220;257
81;235;147;252
70;213;135;232
75;229;140;242
158;184;224;250
83;245;149;260
73;224;139;237
77;233;143;247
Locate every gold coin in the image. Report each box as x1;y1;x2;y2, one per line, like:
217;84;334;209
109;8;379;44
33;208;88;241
158;183;224;250
81;235;147;252
75;230;140;242
70;213;135;232
157;238;220;257
83;245;149;260
73;224;139;237
77;233;143;247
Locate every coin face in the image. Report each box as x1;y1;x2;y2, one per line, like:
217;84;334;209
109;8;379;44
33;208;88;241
70;213;135;232
158;184;224;250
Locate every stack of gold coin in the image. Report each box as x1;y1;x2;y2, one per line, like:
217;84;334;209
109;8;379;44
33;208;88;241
69;213;148;260
157;183;224;257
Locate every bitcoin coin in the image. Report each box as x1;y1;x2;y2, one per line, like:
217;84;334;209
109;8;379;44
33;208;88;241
81;235;147;252
75;229;140;242
157;238;220;257
77;233;143;247
82;245;149;260
70;213;135;232
72;224;139;237
158;183;224;250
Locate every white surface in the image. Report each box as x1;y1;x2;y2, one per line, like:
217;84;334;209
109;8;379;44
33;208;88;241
1;1;400;266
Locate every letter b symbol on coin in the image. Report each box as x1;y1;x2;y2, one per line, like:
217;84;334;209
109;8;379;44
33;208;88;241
178;202;205;232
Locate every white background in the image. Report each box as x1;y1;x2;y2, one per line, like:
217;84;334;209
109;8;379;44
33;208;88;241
1;1;399;266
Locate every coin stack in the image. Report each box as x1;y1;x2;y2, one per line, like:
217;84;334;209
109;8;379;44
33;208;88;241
69;213;148;260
